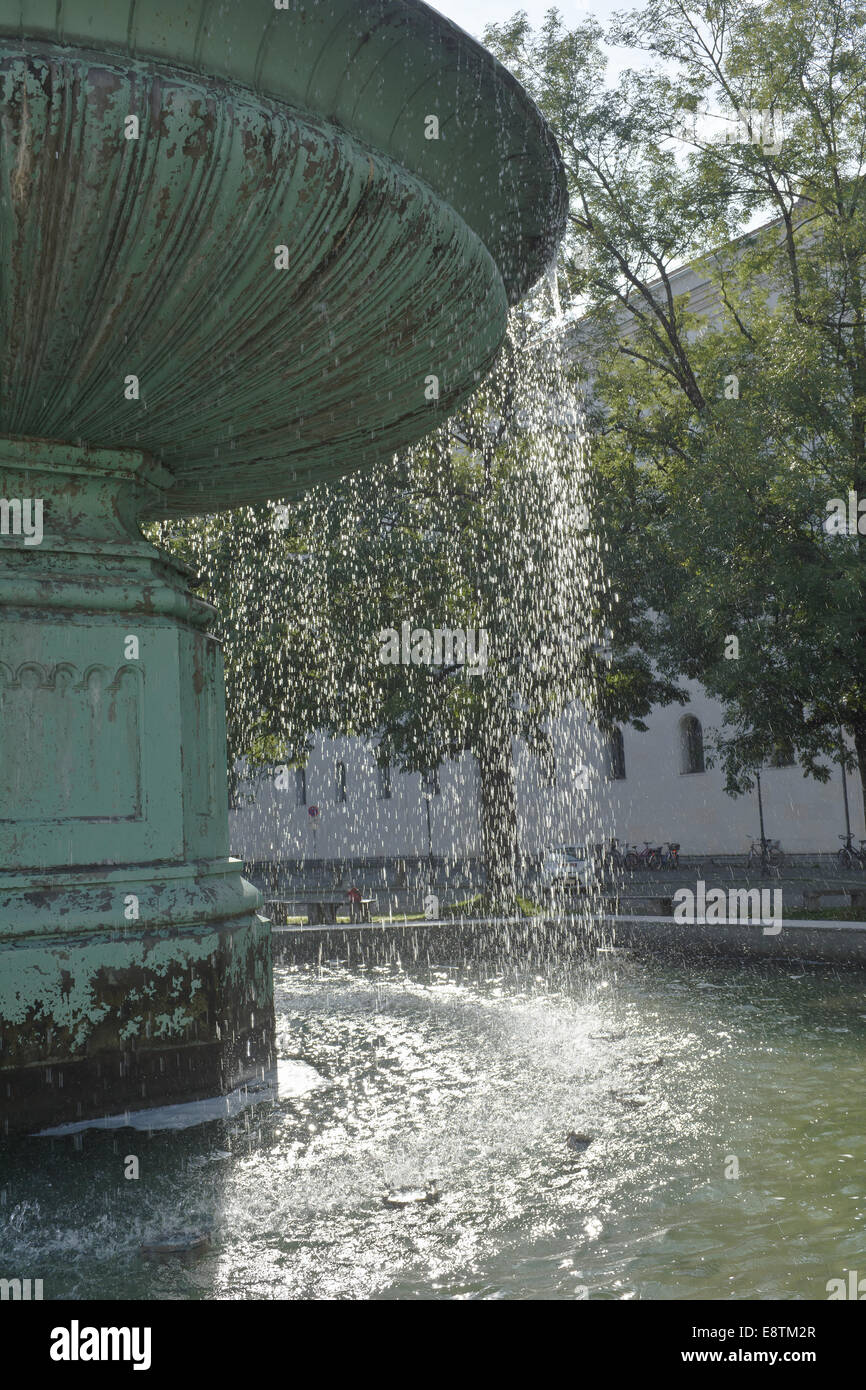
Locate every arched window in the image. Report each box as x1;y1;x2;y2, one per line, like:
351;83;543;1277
607;728;626;780
679;716;705;774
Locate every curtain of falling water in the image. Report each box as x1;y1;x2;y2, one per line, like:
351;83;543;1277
150;303;618;940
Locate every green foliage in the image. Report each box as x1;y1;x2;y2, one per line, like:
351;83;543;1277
486;0;866;807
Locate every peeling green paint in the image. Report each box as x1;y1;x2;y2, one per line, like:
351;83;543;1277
0;45;510;513
0;440;273;1134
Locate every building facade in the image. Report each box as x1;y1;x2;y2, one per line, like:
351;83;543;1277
229;678;863;865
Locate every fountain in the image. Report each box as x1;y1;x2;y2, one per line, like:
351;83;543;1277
0;1;566;1135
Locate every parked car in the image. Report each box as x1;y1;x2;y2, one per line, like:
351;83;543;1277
539;845;593;891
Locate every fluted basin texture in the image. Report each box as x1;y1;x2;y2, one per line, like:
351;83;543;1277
0;48;505;512
0;1;567;514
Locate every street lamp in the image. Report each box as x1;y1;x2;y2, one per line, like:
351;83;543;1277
840;728;854;853
422;787;434;887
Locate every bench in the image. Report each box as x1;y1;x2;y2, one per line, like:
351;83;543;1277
265;898;341;925
265;897;375;926
802;889;850;911
302;900;344;925
347;897;374;923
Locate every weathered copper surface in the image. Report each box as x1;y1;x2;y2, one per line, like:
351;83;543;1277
0;438;274;1136
0;1;564;303
1;913;274;1138
0;3;566;514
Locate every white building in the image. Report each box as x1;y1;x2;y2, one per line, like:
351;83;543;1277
229;678;863;865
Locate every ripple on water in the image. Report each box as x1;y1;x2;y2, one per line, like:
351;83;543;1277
1;956;864;1299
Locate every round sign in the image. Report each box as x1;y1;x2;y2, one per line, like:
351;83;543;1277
308;805;319;818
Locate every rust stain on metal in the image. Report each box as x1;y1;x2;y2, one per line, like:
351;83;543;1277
0;43;508;511
10;79;30;207
182;97;217;159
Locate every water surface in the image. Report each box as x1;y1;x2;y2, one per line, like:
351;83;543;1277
2;951;864;1300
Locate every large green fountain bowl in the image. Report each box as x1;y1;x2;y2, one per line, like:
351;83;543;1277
0;1;566;515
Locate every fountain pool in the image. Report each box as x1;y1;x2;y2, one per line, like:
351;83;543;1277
2;947;863;1301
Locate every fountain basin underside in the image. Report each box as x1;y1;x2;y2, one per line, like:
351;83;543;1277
0;43;508;514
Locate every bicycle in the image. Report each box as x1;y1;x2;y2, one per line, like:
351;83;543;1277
836;834;866;870
593;838;626;873
657;842;680;869
746;838;785;874
624;841;662;871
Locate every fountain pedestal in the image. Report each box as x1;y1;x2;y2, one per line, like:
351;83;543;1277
0;437;272;1136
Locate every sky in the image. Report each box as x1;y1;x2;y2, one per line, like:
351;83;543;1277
428;0;649;82
429;0;626;43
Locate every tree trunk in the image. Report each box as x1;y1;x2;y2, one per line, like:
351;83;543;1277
477;726;518;911
851;723;866;839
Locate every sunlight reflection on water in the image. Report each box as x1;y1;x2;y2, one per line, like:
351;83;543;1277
2;953;864;1301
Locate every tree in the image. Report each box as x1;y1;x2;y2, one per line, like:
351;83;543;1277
484;1;866;819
